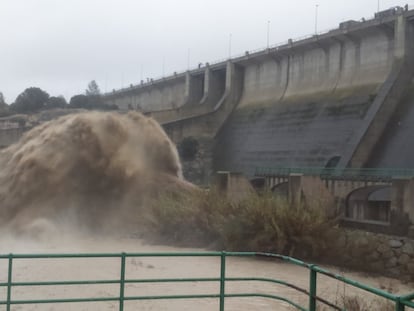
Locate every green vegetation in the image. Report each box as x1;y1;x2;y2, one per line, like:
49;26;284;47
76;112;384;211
10;87;50;113
0;92;9;116
1;80;117;115
144;189;338;260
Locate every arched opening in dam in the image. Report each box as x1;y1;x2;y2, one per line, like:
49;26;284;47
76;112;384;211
345;185;391;224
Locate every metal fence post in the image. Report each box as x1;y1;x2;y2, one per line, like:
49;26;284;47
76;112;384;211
219;251;226;311
7;254;13;311
119;253;126;311
309;265;317;311
395;297;405;311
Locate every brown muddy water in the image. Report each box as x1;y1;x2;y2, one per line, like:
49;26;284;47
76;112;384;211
0;234;412;311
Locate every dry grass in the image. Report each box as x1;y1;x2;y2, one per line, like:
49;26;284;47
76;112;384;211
147;189;401;311
144;189;338;259
340;295;394;311
315;280;398;311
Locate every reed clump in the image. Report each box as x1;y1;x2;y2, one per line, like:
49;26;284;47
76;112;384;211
145;189;338;259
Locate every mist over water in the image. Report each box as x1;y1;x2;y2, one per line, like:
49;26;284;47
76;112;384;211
0;111;193;238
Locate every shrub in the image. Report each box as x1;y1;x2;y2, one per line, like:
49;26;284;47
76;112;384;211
145;190;338;259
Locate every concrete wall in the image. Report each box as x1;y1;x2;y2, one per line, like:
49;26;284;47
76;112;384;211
261;171;414;236
163;61;244;143
239;30;393;108
105;77;187;112
100;9;413;179
0;127;25;148
215;10;414;178
239;58;288;106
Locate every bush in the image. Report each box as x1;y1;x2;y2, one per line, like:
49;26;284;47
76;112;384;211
144;190;338;259
68;94;118;110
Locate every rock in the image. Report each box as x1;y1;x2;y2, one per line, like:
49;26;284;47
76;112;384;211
367;251;380;261
389;239;403;248
382;250;395;260
408;226;414;239
402;242;414;255
357;236;369;247
377;243;389;254
335;234;347;249
369;261;384;271
407;262;414;274
398;254;411;265
387;267;401;277
385;257;397;268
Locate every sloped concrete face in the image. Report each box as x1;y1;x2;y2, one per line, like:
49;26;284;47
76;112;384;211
368;85;414;168
214;95;374;177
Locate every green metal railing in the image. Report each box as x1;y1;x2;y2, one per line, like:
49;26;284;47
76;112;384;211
255;167;414;180
0;252;413;311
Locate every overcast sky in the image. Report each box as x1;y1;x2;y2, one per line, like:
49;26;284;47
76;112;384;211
1;0;413;103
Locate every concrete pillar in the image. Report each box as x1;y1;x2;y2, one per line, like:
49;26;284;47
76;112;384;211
288;173;303;205
184;71;193;104
402;180;414;223
184;72;204;106
202;65;211;101
225;61;244;104
225;61;233;93
394;12;406;60
390;177;414;235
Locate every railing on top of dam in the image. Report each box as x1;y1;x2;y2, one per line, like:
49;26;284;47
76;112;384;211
105;25;335;97
0;251;413;311
105;6;410;97
255;167;414;181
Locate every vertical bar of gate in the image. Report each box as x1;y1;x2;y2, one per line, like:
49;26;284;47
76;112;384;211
6;254;13;311
219;251;226;311
309;265;317;311
119;253;126;311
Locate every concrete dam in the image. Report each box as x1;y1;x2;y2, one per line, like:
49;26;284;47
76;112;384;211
105;7;414;177
103;7;414;235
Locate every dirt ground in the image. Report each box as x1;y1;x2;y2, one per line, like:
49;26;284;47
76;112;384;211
0;234;412;311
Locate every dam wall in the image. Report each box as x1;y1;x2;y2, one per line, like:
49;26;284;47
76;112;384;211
0;7;407;190
239;30;393;107
105;74;188;111
215;8;414;177
101;7;414;186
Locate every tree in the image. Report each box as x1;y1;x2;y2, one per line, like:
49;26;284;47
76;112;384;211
85;80;101;96
11;87;49;113
0;92;6;106
69;94;89;109
68;80;118;110
45;96;67;109
0;92;10;116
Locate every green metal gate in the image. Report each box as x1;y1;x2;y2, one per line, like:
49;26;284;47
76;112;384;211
1;251;413;310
